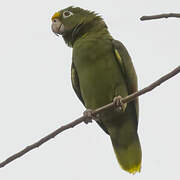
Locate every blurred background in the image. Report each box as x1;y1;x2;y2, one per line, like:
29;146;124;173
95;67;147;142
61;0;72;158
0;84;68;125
0;0;179;179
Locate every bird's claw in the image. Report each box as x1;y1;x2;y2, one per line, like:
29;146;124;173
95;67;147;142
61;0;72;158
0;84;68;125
83;109;93;124
113;95;127;112
83;109;100;124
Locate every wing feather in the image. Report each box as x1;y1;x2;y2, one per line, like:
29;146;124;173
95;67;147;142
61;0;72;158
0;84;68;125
71;62;109;134
112;40;139;122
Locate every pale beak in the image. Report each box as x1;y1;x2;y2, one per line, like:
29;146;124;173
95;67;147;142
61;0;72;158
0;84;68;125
51;18;65;36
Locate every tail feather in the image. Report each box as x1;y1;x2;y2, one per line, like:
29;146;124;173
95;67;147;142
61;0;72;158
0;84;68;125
109;118;142;174
111;133;142;174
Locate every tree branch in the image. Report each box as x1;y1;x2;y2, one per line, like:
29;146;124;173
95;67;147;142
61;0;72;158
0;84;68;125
140;13;180;21
0;66;179;168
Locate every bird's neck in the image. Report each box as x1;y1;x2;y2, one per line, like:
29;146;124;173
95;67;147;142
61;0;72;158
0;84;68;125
62;18;111;47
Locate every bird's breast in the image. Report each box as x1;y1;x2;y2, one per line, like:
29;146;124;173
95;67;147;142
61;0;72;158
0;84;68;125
72;38;126;109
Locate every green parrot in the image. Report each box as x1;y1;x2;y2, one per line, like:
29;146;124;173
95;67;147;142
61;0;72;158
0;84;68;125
51;6;142;174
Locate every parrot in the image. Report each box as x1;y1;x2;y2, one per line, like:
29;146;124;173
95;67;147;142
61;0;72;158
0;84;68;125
51;6;142;174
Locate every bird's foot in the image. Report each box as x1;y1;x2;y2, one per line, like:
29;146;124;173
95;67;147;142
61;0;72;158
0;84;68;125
83;109;100;124
83;109;94;124
113;95;127;112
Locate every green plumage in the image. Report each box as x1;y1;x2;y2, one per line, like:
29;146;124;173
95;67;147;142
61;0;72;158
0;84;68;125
52;6;142;173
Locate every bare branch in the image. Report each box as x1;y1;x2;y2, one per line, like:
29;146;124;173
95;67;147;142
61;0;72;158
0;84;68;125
0;66;179;168
140;13;180;21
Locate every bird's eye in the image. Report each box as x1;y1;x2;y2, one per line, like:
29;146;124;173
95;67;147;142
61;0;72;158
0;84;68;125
63;11;73;18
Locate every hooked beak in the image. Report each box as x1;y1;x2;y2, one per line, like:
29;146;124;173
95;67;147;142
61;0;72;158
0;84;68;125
51;19;65;36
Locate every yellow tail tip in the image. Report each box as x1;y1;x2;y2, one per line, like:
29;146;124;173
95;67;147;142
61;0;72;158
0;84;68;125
124;163;141;174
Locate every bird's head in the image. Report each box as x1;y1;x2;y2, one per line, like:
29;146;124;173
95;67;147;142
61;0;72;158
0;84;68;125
51;6;107;47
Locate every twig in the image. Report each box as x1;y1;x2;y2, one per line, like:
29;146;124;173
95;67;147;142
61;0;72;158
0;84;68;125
140;13;180;21
0;66;179;168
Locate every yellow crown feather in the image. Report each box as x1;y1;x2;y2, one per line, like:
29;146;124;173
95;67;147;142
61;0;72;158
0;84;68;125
51;11;61;20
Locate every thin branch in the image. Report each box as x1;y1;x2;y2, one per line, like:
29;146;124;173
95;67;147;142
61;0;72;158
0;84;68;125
140;13;180;21
0;66;179;168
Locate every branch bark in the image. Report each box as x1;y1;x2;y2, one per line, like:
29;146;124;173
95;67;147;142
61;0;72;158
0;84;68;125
0;66;179;168
140;13;180;21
